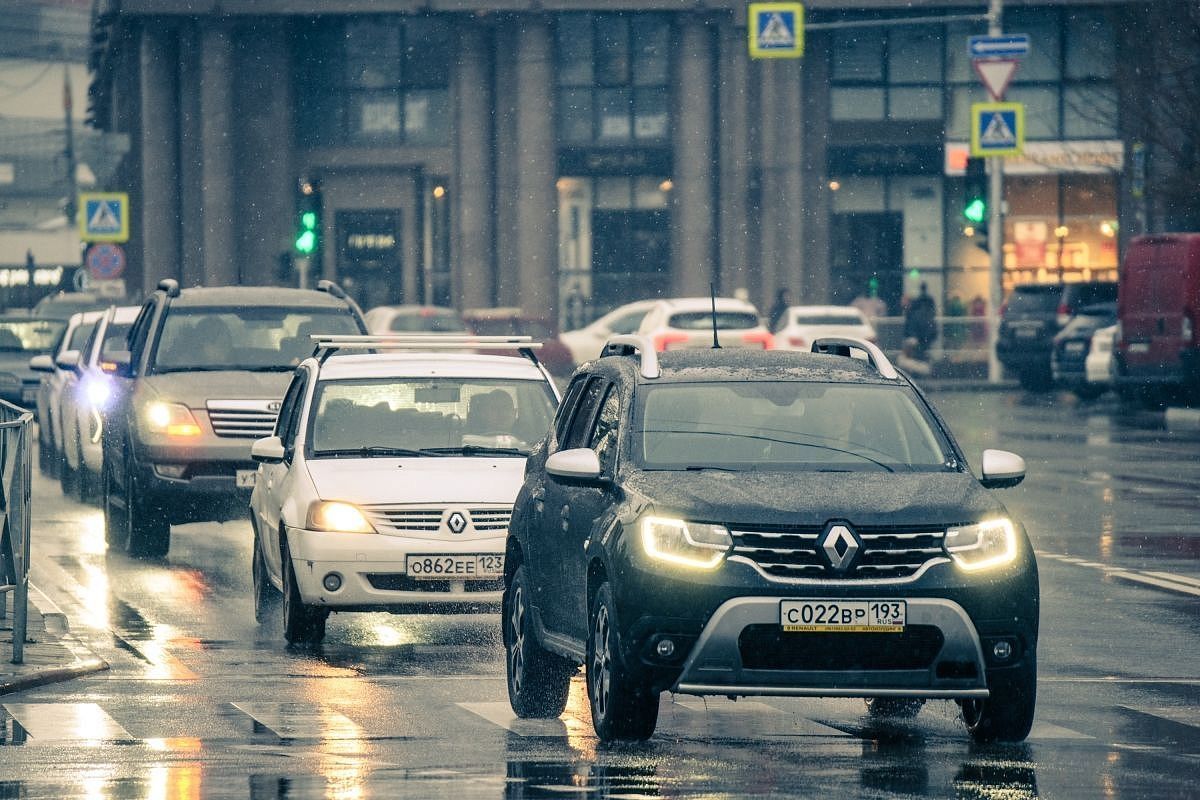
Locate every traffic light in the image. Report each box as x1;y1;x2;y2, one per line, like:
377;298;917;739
294;180;321;256
963;157;988;251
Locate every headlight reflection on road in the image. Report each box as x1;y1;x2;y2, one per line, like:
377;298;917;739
81;512;107;555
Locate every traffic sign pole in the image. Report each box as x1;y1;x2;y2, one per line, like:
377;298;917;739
987;0;1005;384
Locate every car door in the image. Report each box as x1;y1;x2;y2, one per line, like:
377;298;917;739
104;299;156;497
534;375;606;635
257;369;309;584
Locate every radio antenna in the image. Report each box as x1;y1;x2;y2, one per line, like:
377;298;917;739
710;282;721;349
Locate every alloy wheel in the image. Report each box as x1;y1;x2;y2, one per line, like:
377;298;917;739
508;584;527;695
591;604;612;722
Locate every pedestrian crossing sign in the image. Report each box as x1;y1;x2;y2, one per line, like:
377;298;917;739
79;192;130;243
970;102;1024;158
749;3;804;59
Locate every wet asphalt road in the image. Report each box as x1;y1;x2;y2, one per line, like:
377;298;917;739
3;389;1199;799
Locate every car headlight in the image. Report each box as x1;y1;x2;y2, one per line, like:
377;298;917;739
84;377;113;409
307;501;376;534
640;516;731;570
944;518;1017;571
141;401;201;437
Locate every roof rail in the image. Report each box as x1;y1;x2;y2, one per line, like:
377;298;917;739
810;337;899;380
309;334;543;366
601;334;660;379
156;278;180;298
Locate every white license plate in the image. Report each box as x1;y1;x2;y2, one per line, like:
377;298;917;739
1015;327;1040;338
1065;342;1085;353
780;599;906;633
235;469;257;488
1129;342;1150;353
406;554;504;580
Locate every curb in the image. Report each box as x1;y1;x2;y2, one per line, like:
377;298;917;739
1165;407;1200;431
0;582;109;697
0;659;109;695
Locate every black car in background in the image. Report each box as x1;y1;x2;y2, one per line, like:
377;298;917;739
996;281;1118;390
1051;302;1118;399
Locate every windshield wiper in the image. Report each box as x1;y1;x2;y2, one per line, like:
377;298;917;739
419;445;529;457
682;465;744;472
314;446;442;458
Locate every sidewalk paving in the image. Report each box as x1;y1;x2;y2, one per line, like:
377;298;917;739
0;585;108;696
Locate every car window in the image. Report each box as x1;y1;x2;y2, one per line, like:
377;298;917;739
588;385;621;473
0;319;65;353
609;309;648;335
66;321;97;351
555;375;589;444
389;311;468;332
127;300;157;371
99;323;132;362
274;371;308;446
793;314;864;326
563;377;607;450
636;381;950;472
1005;287;1060;314
668;311;759;330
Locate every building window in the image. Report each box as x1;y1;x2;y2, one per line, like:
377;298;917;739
296;17;452;147
556;13;672;145
830;24;943;121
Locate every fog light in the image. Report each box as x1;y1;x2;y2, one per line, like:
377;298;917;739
992;640;1013;661
655;638;676;658
322;573;343;592
154;464;187;479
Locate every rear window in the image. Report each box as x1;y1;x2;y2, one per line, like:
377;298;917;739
1005;286;1061;314
1064;283;1118;307
389;311;467;333
668;312;760;331
793;314;864;326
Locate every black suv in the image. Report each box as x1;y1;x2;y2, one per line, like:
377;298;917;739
997;281;1117;390
503;336;1039;743
102;279;366;558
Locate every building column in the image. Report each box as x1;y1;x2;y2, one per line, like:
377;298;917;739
199;22;237;286
177;22;203;288
717;18;751;298
672;16;717;297
514;18;558;325
454;20;495;311
757;58;804;309
801;32;831;304
139;22;180;295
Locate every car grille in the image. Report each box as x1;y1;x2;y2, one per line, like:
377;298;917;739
206;400;278;438
362;506;513;536
365;574;503;592
730;526;947;581
738;624;944;671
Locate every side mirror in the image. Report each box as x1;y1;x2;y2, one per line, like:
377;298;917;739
105;350;133;378
980;449;1025;489
251;436;286;464
546;447;604;484
55;350;82;373
28;354;55;373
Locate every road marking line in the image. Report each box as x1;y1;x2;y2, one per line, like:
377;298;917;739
1120;705;1200;731
2;703;133;742
457;702;581;738
1107;570;1200;598
1037;551;1200;598
670;697;850;736
1027;721;1093;740
1143;571;1200;589
230;703;363;740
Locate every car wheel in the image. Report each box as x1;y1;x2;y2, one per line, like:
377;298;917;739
60;455;81;499
123;452;170;559
38;432;59;476
865;698;925;718
587;582;659;742
960;655;1037;743
102;453;122;546
1071;384;1104;401
252;527;281;623
505;564;574;718
1017;369;1051;392
281;540;327;645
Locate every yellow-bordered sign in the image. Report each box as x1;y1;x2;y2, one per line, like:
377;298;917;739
749;3;804;59
970;102;1025;158
79;192;130;243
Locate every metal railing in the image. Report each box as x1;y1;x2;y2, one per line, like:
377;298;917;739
0;400;33;664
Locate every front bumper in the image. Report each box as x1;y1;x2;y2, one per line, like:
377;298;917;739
286;527;504;613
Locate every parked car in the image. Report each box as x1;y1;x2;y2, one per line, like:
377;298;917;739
504;336;1037;743
1051;302;1117;399
29;312;96;474
635;297;772;352
1085;324;1118;395
996;281;1118;390
248;334;560;644
461;308;575;377
1114;233;1200;404
771;305;877;351
101;279;366;558
31;291;108;321
560;300;658;365
57;305;141;502
363;305;470;335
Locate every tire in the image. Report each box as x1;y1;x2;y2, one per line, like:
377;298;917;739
282;540;327;645
102;453;122;546
587;582;659;742
865;698;925;719
60;456;82;499
38;434;59;477
1071;384;1104;401
122;451;170;559
1017;368;1051;392
505;564;574;718
961;655;1037;743
252;527;281;623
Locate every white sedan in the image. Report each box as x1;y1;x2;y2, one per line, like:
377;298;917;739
771;305;877;351
636;297;772;352
560;300;657;364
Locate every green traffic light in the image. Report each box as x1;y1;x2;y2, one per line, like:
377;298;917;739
295;229;316;254
301;211;317;230
963;198;987;224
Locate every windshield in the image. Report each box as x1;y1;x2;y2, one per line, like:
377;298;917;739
636;382;951;472
308;377;557;457
0;320;66;353
389;311;467;333
151;307;360;372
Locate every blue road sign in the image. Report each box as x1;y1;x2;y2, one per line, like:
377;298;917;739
79;192;129;242
971;102;1024;158
748;3;804;59
968;34;1030;60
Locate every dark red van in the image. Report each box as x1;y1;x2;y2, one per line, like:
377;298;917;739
1115;234;1200;400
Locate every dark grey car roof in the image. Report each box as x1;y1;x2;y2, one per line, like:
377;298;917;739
169;286;352;309
592;348;899;386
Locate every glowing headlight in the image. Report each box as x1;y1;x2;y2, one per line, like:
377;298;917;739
141;401;201;437
307;501;376;534
640;516;731;570
84;377;113;409
944;518;1017;571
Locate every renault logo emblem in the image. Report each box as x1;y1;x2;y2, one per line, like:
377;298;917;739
820;524;860;573
446;511;468;534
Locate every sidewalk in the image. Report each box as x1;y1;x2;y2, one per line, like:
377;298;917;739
0;585;108;695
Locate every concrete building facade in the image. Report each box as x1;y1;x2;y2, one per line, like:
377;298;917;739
88;1;1142;324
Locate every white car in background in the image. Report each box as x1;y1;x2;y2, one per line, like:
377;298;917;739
363;305;469;334
560;299;657;364
1085;323;1117;392
58;305;140;502
248;335;560;645
635;297;772;352
30;310;102;475
771;305;877;351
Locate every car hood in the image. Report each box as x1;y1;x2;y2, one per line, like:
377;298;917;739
306;457;527;505
144;371;293;406
622;469;1005;528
